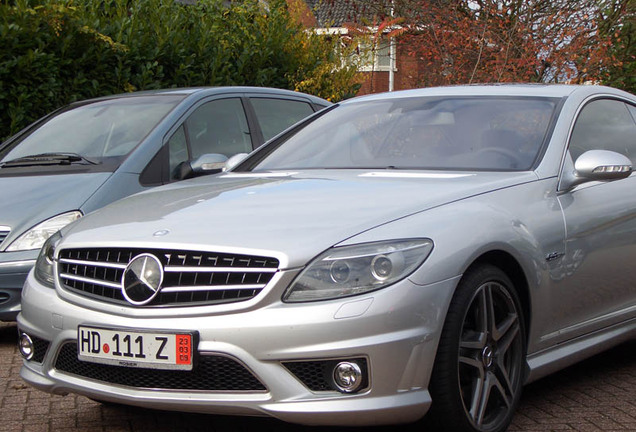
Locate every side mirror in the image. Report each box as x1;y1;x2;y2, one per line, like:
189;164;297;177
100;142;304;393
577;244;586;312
561;150;632;190
174;153;228;180
223;152;249;172
190;153;228;174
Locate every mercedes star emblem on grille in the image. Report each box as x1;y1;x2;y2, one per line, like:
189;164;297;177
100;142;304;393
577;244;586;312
122;253;164;305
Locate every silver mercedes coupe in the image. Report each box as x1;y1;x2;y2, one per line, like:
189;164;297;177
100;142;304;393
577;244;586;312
17;84;636;432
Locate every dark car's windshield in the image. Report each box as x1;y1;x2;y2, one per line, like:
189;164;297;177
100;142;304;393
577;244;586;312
1;95;184;164
250;96;560;172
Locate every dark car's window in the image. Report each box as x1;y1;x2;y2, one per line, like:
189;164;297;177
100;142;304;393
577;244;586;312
185;98;252;158
250;98;315;141
251;96;559;172
628;104;636;123
168;125;188;180
569;99;636;164
1;96;183;162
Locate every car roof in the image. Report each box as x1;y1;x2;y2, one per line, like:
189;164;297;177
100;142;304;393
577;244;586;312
343;84;634;104
71;87;330;106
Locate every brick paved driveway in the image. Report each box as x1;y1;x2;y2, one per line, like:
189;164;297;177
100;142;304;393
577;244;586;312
1;321;634;432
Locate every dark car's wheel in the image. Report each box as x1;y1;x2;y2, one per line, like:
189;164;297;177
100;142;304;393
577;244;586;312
428;265;526;432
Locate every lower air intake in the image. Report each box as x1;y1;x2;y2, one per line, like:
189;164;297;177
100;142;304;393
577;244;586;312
54;343;266;391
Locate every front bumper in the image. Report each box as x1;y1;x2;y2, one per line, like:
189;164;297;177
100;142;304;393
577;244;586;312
0;252;37;320
18;271;459;426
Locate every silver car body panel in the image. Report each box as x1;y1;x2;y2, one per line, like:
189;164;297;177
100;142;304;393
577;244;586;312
17;84;636;426
58;170;538;270
20;269;458;425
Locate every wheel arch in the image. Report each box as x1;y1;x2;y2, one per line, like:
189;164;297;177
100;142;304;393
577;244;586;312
465;250;531;344
428;249;531;431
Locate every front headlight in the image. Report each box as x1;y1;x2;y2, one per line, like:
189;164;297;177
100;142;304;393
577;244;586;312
6;211;81;251
34;231;62;288
283;239;434;302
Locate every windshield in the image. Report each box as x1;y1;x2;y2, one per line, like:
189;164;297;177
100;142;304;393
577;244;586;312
1;95;184;163
250;96;559;172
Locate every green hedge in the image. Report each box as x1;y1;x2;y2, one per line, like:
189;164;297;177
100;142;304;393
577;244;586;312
0;0;360;140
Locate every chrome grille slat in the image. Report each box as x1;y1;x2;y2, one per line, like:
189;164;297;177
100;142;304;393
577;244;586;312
161;284;267;293
164;266;277;273
58;248;279;307
0;227;9;247
59;258;127;270
60;273;123;290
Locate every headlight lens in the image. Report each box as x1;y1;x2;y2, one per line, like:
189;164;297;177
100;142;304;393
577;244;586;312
283;239;434;302
34;230;62;288
6;211;81;251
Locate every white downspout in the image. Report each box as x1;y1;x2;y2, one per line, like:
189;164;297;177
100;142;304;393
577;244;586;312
389;0;396;92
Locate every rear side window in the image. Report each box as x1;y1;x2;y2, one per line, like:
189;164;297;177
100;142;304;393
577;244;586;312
569;99;636;164
251;98;315;141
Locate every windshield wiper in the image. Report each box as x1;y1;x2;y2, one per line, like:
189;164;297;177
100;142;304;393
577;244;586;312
0;152;99;168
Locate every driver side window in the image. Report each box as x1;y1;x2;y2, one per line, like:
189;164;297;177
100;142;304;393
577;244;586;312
165;97;254;181
569;99;636;164
185;98;252;159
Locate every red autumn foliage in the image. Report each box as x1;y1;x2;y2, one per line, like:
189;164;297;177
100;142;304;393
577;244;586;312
319;0;622;87
400;0;616;86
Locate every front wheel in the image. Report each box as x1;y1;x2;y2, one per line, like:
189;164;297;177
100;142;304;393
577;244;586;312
428;265;526;432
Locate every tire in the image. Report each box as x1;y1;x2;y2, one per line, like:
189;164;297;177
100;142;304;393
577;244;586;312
428;265;526;432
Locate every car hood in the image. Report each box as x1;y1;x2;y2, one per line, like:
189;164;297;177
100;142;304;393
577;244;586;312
63;170;538;268
0;172;112;248
63;170;537;268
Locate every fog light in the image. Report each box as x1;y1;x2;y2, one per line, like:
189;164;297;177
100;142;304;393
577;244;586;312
19;333;34;360
333;361;363;393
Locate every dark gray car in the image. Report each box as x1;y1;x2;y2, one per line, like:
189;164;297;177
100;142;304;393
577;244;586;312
0;87;329;320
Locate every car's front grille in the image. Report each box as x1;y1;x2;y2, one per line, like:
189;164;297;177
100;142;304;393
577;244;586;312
0;228;9;247
54;343;266;391
58;248;279;307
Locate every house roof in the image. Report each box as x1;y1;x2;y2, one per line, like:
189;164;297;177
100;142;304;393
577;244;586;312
303;0;393;27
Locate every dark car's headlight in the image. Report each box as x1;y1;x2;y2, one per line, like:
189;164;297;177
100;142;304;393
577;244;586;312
283;239;434;302
33;231;62;288
6;211;81;251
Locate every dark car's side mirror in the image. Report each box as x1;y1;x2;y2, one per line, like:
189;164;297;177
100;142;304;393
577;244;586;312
560;149;632;190
174;153;228;180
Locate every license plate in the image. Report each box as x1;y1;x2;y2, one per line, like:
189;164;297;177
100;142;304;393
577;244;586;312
77;326;194;371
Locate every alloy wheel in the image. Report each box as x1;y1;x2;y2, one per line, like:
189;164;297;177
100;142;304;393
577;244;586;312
458;281;523;430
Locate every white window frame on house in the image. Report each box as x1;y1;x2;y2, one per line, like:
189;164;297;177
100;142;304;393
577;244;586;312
357;38;394;72
315;27;398;73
